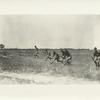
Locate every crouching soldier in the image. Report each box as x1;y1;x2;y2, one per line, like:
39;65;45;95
61;49;72;64
51;51;62;64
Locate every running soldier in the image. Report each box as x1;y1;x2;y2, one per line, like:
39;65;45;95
34;45;39;58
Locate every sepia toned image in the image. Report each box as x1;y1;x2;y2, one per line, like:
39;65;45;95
0;15;100;84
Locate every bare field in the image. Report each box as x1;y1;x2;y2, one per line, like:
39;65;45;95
0;49;99;84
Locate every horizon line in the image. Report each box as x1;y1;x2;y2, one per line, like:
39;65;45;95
3;47;91;50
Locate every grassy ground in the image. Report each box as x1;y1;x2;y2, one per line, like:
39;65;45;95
0;49;100;83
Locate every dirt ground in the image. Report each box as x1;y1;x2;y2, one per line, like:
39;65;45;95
0;49;100;84
0;71;99;84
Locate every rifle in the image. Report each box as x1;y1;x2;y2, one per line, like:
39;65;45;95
91;56;94;61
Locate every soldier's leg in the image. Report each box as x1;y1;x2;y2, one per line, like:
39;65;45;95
57;57;63;63
34;52;39;58
67;56;72;64
45;55;49;61
50;57;56;64
97;57;100;67
63;56;71;65
94;56;98;67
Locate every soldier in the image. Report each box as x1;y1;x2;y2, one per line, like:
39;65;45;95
93;47;100;57
45;49;53;61
61;49;72;64
61;49;65;59
34;45;39;58
51;51;62;64
92;47;100;67
34;45;38;52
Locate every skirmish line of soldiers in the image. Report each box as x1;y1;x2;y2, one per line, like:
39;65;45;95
0;43;99;67
34;44;100;67
34;45;72;65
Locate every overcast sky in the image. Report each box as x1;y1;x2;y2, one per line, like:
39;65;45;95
0;15;99;49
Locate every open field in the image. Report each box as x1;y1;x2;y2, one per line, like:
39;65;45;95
0;49;100;84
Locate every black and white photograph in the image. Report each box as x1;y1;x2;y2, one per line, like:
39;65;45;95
1;1;100;100
0;15;100;84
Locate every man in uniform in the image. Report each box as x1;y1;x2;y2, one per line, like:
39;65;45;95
92;47;100;67
93;47;100;57
34;45;39;58
45;49;53;61
61;49;72;64
51;51;62;64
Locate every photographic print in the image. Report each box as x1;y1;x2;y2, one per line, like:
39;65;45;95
0;15;99;84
